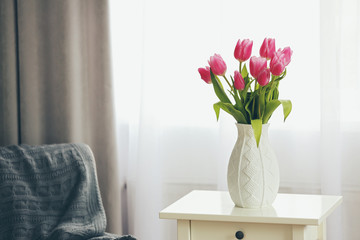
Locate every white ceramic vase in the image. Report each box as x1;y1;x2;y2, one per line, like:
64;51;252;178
227;123;279;208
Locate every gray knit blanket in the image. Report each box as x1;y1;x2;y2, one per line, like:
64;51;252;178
0;143;135;240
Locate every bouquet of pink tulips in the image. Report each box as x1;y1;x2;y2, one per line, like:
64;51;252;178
198;38;293;146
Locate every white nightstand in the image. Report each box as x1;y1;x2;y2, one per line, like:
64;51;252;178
159;190;342;240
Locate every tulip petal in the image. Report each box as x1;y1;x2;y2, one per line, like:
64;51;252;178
209;54;227;75
250;56;267;79
281;47;293;66
234;71;245;90
198;67;211;83
260;38;276;59
257;68;270;86
234;39;253;62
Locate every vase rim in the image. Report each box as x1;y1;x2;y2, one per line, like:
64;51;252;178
235;122;270;127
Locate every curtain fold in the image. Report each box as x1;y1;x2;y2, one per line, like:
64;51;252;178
0;0;18;144
0;0;122;234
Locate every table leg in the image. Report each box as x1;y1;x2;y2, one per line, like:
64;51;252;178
318;220;326;240
292;225;306;240
292;225;318;240
177;220;191;240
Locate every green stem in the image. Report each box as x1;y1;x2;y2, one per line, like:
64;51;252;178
266;75;277;102
252;95;255;119
268;91;272;102
223;75;233;91
239;62;242;74
267;81;273;102
258;87;262;119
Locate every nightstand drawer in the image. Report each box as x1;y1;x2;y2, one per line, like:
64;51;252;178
160;191;342;240
191;221;295;240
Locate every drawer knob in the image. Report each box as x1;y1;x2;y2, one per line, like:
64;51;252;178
235;230;244;239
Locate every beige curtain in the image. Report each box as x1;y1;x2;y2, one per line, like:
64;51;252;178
0;0;122;234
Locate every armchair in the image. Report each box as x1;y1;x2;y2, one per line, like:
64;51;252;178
0;143;135;240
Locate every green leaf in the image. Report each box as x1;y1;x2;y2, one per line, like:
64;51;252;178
226;103;247;123
241;64;248;79
262;99;292;123
210;69;231;104
279;99;292;121
213;102;247;123
213;102;221;121
263;100;281;123
229;88;243;110
231;89;250;123
251;119;262;147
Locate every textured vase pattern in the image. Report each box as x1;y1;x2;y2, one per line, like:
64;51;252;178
227;123;279;208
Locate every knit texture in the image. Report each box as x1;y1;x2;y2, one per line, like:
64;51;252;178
0;143;135;240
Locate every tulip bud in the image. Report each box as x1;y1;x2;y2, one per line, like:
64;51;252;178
208;54;227;76
198;67;211;84
234;71;245;90
234;39;253;62
270;50;284;76
259;38;276;60
250;56;267;79
257;68;270;86
270;47;293;76
281;47;293;66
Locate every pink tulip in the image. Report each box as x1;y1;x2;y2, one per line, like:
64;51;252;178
270;47;292;76
234;39;253;62
259;38;276;60
257;68;270;86
250;56;267;79
198;66;211;84
208;54;227;76
270;51;285;76
234;71;245;90
281;47;293;66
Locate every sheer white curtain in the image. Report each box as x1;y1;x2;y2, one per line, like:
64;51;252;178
109;0;360;239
